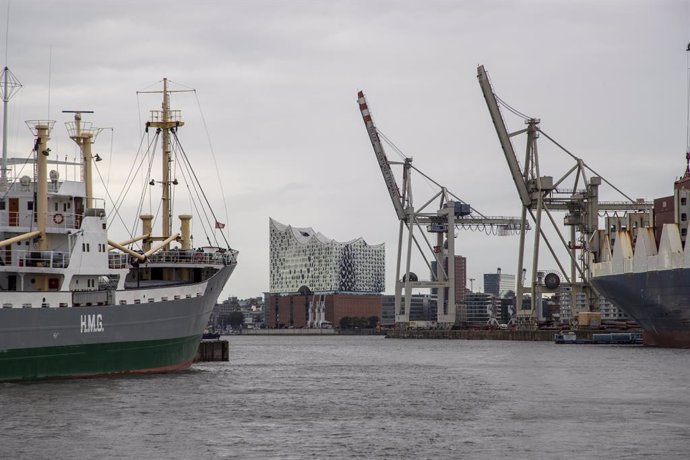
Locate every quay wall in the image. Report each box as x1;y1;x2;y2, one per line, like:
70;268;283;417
233;328;337;336
386;329;594;341
223;329;603;341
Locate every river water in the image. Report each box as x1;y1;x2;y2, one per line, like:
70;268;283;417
1;336;689;459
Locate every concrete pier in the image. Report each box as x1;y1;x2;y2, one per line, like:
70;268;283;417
195;339;229;362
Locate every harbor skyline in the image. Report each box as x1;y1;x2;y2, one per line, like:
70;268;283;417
1;0;688;298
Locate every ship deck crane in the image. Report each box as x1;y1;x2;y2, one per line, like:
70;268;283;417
357;91;525;327
477;65;653;327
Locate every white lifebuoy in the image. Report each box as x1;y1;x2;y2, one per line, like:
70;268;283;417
53;213;64;225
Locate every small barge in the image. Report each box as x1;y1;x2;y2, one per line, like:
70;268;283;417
554;332;643;345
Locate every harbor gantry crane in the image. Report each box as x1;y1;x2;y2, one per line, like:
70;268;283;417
476;65;654;327
357;91;525;328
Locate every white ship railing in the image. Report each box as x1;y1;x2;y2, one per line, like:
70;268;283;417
146;249;236;266
0;211;83;229
9;250;71;268
107;249;236;268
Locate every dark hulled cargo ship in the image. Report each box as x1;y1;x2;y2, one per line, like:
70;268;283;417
591;173;690;347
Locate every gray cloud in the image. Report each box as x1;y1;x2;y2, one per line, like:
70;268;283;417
1;0;686;297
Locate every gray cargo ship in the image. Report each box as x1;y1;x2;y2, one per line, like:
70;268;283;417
0;77;237;381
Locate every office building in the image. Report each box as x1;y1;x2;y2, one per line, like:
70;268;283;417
483;268;515;298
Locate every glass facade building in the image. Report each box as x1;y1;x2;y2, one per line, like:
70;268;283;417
269;218;385;294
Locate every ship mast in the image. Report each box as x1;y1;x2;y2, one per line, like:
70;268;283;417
146;78;184;249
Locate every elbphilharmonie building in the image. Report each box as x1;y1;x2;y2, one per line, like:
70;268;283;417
269;218;385;294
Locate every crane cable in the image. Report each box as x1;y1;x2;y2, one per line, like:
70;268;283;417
495;94;534;121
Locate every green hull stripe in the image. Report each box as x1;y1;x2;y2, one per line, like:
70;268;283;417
0;335;201;382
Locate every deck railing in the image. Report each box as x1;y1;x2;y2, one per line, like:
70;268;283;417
11;250;71;268
108;249;236;269
0;211;82;229
0;248;235;270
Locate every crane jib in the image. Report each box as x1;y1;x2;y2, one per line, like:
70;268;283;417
367;125;379;144
358;93;406;220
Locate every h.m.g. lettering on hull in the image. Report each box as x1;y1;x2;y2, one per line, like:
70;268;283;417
80;314;104;333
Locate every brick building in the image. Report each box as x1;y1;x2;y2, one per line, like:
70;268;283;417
265;292;382;329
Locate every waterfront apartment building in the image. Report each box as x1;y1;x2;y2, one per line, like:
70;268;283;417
597;296;632;321
557;286;631;324
381;294;438;327
209;296;265;330
461;292;498;325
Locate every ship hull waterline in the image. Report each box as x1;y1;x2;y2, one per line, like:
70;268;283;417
591;268;690;348
0;264;234;382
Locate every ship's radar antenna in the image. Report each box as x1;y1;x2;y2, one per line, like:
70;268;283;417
686;42;690;176
0;66;21;188
1;0;22;189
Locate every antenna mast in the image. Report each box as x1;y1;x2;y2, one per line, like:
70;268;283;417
0;66;20;189
686;43;690;176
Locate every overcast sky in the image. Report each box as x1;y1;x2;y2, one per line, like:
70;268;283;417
2;0;689;298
